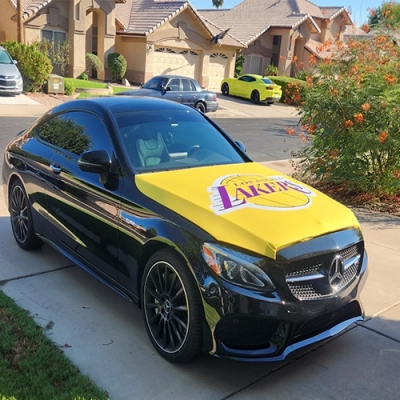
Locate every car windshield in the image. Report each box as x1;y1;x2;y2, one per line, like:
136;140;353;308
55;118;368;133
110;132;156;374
0;50;13;64
261;78;274;84
142;77;169;90
114;109;246;172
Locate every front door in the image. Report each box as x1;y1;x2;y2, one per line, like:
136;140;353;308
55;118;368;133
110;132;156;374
37;110;122;281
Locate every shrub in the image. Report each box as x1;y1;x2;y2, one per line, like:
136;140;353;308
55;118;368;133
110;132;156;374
294;31;400;196
234;53;244;77
264;64;278;76
266;76;307;105
77;72;88;80
64;79;75;96
108;52;127;81
0;40;52;92
86;53;104;75
34;38;70;76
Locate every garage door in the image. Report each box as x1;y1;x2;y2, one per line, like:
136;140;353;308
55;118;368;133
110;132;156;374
153;47;200;80
209;53;228;90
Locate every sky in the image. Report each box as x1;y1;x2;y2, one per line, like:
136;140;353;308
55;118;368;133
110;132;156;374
189;0;383;26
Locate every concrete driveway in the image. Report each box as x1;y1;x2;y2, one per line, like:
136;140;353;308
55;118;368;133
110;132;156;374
0;93;51;117
1;159;399;399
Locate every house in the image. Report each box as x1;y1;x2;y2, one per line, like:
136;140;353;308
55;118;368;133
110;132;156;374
0;0;245;89
198;0;353;77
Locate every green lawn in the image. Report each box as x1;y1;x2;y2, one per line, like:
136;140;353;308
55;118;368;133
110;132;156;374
64;78;133;98
64;78;107;89
0;289;110;400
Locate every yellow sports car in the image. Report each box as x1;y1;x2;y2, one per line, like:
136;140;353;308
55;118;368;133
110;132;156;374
221;74;282;104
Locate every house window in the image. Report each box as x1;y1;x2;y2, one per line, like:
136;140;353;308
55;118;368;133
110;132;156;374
273;35;280;46
42;30;67;46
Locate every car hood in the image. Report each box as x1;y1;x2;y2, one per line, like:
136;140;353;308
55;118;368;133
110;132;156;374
0;63;20;77
135;162;360;259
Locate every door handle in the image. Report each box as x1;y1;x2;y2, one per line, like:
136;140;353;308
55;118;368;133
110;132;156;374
50;164;61;174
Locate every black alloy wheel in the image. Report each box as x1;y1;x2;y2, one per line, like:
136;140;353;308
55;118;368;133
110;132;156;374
251;90;260;104
142;249;202;363
221;82;229;96
10;180;42;250
195;101;206;113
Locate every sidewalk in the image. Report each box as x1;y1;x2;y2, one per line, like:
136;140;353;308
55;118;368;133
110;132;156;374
0;159;399;400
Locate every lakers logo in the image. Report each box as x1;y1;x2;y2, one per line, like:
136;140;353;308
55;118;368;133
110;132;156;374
208;174;316;215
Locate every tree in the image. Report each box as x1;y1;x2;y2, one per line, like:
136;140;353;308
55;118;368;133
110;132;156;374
368;1;400;29
212;0;224;8
17;0;24;43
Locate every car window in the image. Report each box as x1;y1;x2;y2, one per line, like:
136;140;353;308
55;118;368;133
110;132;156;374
114;110;246;172
168;79;181;91
142;77;169;90
36;111;112;156
261;78;274;84
238;76;255;82
182;79;195;91
0;50;13;64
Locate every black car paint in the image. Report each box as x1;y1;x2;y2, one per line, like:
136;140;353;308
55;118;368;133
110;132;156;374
2;97;367;361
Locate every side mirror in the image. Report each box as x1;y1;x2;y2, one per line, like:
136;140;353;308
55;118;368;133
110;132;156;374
13;60;18;65
139;82;143;88
236;140;246;153
78;150;111;173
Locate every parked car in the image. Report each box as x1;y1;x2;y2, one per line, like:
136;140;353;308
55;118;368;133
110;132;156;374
0;46;23;95
221;74;282;104
117;75;218;113
2;97;368;363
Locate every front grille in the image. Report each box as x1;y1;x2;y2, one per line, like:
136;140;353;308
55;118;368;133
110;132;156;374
285;243;363;300
293;301;362;342
214;314;280;349
0;79;16;87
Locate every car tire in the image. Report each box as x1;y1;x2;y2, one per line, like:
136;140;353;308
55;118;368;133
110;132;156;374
9;179;43;250
251;90;260;104
141;248;202;363
195;101;206;113
221;83;229;96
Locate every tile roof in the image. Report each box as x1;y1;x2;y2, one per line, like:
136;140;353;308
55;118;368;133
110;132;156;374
344;24;373;38
116;0;244;47
10;0;125;20
198;0;352;45
116;0;187;34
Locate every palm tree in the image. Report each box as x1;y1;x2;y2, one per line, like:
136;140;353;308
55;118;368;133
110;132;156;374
17;0;24;43
212;0;224;8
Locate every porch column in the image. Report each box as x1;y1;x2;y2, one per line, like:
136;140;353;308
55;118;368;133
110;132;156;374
97;9;116;81
68;0;86;77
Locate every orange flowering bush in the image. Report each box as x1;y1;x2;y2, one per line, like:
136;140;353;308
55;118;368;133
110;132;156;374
293;29;400;196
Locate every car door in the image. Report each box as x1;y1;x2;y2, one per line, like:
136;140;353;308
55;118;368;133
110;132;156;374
233;76;248;97
181;78;197;107
239;75;255;98
38;111;122;281
163;78;183;104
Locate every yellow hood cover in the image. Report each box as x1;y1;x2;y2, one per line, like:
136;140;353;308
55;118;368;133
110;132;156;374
135;163;360;259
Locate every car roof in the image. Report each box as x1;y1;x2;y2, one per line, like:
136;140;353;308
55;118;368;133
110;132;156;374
50;96;193;116
242;74;263;78
151;74;196;80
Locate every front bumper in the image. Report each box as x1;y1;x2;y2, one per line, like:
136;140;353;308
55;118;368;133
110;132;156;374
199;247;368;361
0;86;23;95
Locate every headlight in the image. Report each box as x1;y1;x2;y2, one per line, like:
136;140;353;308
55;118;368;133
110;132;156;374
201;243;275;290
